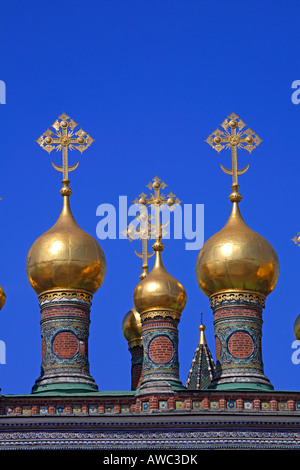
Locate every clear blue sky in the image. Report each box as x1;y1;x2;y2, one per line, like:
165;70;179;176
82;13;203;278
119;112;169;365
0;0;299;394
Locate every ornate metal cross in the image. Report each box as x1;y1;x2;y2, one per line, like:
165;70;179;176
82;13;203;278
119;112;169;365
133;176;180;248
36;112;94;182
124;176;180;277
123;209;154;280
292;233;300;247
206;112;262;187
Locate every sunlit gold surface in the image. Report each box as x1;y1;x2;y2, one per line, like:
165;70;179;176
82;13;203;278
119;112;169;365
199;324;207;345
294;314;300;341
196;202;279;298
292;232;300;247
133;249;187;314
122;308;142;343
26;195;106;295
0;286;6;310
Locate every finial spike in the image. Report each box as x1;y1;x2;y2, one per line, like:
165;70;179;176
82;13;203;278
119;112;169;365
198;311;206;345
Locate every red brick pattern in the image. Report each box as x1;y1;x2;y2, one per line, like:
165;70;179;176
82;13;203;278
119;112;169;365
131;363;143;390
41;306;89;320
184;399;192;410
236;399;244;410
287;400;296;411
253;399;261;411
3;394;300;416
53;331;79;358
142;320;175;330
40;303;90;362
149;396;158;411
270;400;278;411
31;406;39;415
228;331;254;359
219;398;226;410
214;307;262;320
202;398;210;409
148;335;174;364
129;346;143;390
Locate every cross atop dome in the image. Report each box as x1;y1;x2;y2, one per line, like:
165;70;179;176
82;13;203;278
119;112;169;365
133;176;180;252
36;112;94;189
206;113;262;202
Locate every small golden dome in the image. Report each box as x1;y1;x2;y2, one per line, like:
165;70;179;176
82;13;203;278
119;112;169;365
294;314;300;341
122;307;142;343
0;286;6;310
26;194;106;295
196;201;279;298
133;247;187;314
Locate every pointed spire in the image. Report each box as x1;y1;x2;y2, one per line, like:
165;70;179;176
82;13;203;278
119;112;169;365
199;311;206;345
186;312;216;390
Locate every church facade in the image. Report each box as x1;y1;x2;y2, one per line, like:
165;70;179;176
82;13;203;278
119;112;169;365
0;112;300;451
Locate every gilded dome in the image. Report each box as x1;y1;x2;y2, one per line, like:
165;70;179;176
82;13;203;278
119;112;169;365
122;307;142;343
26;194;106;295
133;248;187;314
294;314;300;341
0;286;5;310
195;201;279;298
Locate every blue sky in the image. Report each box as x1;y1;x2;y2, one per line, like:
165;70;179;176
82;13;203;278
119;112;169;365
0;0;299;394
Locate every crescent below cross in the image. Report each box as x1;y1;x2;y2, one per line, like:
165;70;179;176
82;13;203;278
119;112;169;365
36;112;94;184
205;112;262;188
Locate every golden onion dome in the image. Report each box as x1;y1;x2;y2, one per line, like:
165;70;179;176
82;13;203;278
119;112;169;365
26;191;106;296
133;246;187;314
196;201;279;298
294;314;300;341
0;286;5;310
122;307;142;344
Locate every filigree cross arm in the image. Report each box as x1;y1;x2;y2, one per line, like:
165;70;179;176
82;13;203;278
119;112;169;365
122;207;154;279
206;113;262;187
133;176;181;246
36;112;94;183
292;233;300;247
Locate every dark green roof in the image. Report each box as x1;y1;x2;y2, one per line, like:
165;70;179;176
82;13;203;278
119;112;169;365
186;343;216;390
